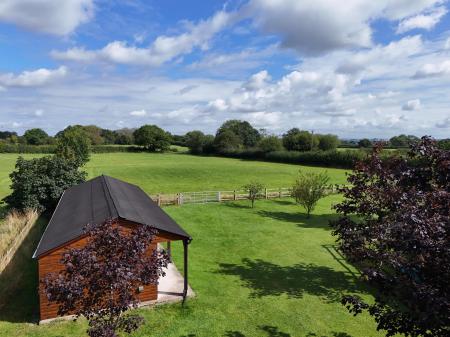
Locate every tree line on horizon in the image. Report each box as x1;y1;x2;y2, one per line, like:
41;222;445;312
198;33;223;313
1;121;448;153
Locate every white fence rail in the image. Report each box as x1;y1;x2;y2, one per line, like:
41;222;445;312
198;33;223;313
150;185;343;206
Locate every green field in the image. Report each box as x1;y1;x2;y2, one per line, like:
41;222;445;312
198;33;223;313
0;153;382;337
0;153;348;198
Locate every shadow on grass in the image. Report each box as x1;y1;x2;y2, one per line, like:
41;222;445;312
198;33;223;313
306;332;354;337
223;202;252;209
270;199;295;206
257;211;338;230
0;216;46;323
224;326;291;337
217;258;361;302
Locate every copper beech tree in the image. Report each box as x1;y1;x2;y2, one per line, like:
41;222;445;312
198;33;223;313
43;220;170;337
331;137;449;337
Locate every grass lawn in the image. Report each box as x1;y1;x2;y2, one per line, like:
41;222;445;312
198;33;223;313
0;196;381;337
0;152;348;198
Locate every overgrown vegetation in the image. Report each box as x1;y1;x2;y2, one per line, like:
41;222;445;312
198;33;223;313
332;137;450;337
0;209;38;260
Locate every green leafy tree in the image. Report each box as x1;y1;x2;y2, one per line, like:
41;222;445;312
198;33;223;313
216;120;260;147
292;171;329;217
185;130;209;154
437;138;450;150
258;136;283;152
389;134;419;148
243;181;265;208
214;130;242;153
56;126;91;167
133;125;171;152
3;156;86;212
282;129;318;151
358;138;372;148
100;129;118;144
23;128;49;145
317;134;340;151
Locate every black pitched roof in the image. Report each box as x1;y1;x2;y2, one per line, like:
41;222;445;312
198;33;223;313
33;175;191;258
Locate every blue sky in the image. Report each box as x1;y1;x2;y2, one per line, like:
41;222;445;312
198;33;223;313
0;0;449;138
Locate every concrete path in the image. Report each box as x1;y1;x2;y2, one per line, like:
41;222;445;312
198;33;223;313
156;262;195;304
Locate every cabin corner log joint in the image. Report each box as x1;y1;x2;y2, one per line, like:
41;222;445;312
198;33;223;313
33;175;192;322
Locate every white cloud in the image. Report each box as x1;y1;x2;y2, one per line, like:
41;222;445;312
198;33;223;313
52;10;234;66
436;117;450;128
413;60;450;78
0;66;67;87
129;109;147;117
445;37;450;49
0;0;94;36
402;99;421;111
34;109;44;117
397;6;447;33
245;0;443;55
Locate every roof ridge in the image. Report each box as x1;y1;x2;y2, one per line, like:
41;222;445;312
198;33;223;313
101;175;119;219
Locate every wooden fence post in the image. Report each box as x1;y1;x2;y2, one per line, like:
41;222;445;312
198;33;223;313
265;188;268;199
218;191;221;202
279;188;282;198
176;193;180;206
233;190;236;201
157;194;161;206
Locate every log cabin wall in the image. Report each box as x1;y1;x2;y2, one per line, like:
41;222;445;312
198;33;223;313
38;219;181;321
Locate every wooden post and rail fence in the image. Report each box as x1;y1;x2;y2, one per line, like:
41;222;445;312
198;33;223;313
152;184;345;206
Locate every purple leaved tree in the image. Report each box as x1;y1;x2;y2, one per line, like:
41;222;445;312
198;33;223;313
43;219;170;337
331;137;449;337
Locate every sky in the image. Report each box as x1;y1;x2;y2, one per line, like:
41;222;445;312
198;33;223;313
0;0;449;138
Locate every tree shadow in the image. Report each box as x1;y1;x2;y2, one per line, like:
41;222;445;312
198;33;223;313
257;211;338;230
0;216;46;323
223;202;252;209
224;326;291;337
270;199;295;206
217;258;361;302
306;332;354;337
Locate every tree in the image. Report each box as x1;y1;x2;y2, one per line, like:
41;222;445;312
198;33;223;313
56;126;91;167
437;138;450;150
115;128;135;145
317;134;340;151
185;130;209;154
216;120;260;148
331;137;449;337
133;125;171;152
101;129;118;144
0;131;17;140
358;138;372;148
389;134;419;148
282;129;318;151
291;171;329;217
23;128;49;145
243;181;264;208
258;136;283;153
43;219;170;337
214;130;242;153
3;156;86;212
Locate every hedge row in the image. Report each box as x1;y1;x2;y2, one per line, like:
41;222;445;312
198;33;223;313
0;144;146;154
215;149;369;169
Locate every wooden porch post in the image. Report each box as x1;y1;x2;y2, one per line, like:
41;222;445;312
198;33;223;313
167;241;172;261
182;239;189;305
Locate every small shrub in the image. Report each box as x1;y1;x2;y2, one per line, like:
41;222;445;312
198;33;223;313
243;181;265;208
292;171;329;217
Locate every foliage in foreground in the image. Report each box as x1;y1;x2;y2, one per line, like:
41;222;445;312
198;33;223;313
43;220;170;337
332;137;450;337
2;156;86;212
291;171;329;217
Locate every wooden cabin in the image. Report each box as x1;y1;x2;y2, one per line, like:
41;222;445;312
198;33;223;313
33;175;192;322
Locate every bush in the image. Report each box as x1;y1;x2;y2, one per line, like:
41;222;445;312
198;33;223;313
23;128;50;145
2;156;87;212
317;134;340;151
292;170;329;217
258;136;283;152
265;150;365;168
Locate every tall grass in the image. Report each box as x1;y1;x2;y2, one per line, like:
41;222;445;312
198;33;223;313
0;209;39;259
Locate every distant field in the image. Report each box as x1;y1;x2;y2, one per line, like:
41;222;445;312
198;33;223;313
0;152;348;200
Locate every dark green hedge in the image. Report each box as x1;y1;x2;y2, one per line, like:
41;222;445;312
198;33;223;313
215;149;367;169
0;143;57;153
